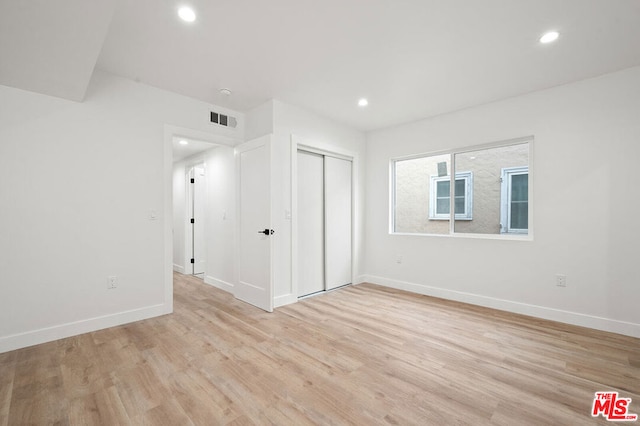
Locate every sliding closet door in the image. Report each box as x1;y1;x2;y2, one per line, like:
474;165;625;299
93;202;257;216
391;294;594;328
324;156;352;290
297;151;325;296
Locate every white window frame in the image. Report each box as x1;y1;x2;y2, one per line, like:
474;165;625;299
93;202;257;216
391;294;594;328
500;166;529;234
429;171;473;220
389;136;533;240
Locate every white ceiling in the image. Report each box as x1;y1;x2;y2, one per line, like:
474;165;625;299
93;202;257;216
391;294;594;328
2;0;640;131
172;137;218;163
0;0;114;101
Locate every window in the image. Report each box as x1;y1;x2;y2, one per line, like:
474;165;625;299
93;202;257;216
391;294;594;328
501;167;529;234
391;137;531;237
429;172;473;220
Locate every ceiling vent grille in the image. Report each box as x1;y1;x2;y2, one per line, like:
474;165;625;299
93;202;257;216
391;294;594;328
210;111;237;128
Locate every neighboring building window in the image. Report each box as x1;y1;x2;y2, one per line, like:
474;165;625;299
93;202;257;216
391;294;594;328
501;166;529;234
429;172;473;220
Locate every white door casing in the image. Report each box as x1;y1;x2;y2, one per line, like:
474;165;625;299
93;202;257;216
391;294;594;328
192;165;206;274
297;151;325;297
235;135;274;312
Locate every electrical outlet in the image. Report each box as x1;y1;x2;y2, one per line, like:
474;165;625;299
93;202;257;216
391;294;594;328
396;255;403;264
556;274;567;287
108;276;118;289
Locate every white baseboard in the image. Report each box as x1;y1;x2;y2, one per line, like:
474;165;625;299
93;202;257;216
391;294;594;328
0;303;171;354
274;293;297;308
173;264;184;273
354;275;367;285
362;275;640;339
204;275;234;293
203;277;297;309
274;277;366;309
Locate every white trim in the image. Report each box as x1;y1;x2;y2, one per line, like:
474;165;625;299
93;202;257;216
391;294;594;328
362;275;640;339
163;126;175;314
185;166;194;274
184;162;207;275
173;263;185;273
274;293;298;308
389;160;396;234
0;304;169;354
390;135;533;163
204;275;234;293
354;275;367;285
391;231;531;241
296;144;353;161
291;140;299;300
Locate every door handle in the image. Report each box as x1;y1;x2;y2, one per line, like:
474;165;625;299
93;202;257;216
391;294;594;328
258;229;275;235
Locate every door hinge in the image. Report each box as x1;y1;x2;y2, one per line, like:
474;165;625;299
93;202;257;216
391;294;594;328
190;218;195;224
190;178;195;184
190;258;195;264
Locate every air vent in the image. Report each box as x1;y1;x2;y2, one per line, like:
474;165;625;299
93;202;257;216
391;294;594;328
210;111;237;129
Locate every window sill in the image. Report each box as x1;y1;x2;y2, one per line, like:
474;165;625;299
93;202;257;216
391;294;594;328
390;231;533;241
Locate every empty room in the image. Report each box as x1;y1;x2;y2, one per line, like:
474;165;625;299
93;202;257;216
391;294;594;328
1;1;639;425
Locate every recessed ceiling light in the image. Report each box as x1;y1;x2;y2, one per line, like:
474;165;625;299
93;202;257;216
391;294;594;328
358;98;369;107
220;88;232;96
539;31;559;44
178;6;196;22
179;139;188;145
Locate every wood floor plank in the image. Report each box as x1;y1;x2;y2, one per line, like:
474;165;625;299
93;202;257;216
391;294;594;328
0;352;16;426
8;374;69;425
67;386;131;426
166;366;242;425
2;274;640;425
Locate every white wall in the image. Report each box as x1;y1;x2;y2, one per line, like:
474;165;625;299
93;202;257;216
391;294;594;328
172;161;187;273
244;100;274;141
0;69;243;352
269;100;367;306
364;66;640;337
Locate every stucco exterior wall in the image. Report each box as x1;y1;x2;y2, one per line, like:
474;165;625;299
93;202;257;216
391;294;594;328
395;154;449;234
455;143;528;234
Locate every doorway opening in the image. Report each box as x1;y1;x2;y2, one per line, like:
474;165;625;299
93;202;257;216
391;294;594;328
170;134;220;280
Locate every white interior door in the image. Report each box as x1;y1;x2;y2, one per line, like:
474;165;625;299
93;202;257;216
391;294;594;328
297;151;325;297
235;136;273;312
325;156;352;290
192;165;206;275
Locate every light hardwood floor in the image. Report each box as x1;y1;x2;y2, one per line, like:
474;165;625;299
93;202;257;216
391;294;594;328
1;273;639;425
